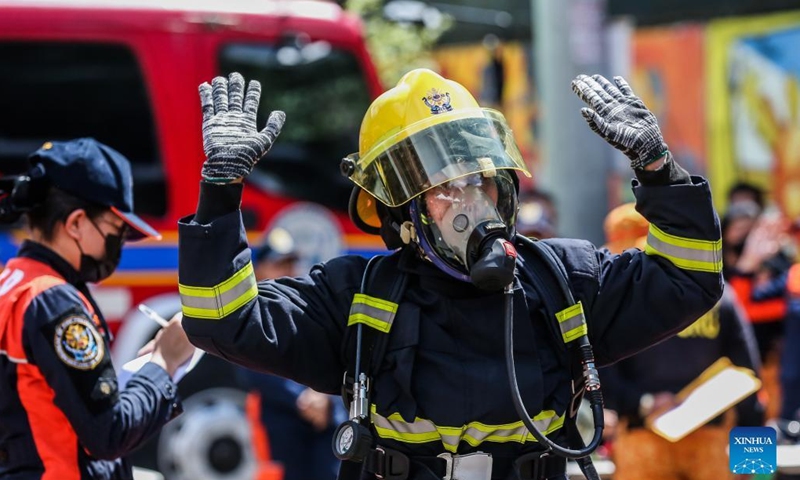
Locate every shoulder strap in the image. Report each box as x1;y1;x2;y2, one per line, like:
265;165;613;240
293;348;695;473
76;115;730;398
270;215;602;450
515;237;577;354
516;237;589;403
342;252;408;407
518;237;603;477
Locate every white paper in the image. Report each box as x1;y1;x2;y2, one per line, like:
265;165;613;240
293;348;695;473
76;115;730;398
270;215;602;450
117;349;205;390
778;445;800;473
651;367;760;442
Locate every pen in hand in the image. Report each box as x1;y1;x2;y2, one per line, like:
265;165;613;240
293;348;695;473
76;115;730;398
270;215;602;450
138;304;170;328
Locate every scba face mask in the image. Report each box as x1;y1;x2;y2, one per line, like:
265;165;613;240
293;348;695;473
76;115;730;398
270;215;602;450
412;170;518;290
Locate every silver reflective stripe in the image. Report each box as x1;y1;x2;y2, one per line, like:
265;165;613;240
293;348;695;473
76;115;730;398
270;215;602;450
179;262;258;319
179;275;256;311
556;302;587;343
645;224;722;273
559;314;585;337
371;408;441;443
347;294;398;333
371;406;565;453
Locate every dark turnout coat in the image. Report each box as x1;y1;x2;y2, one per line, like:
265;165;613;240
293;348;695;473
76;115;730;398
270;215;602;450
179;163;723;479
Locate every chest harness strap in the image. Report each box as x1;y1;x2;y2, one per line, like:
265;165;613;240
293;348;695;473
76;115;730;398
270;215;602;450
336;240;603;480
335;253;408;478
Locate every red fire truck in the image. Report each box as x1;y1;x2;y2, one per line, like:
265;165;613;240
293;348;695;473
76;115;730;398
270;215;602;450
0;1;384;477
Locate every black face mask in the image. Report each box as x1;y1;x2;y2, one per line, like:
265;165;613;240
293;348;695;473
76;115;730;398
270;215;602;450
76;220;125;283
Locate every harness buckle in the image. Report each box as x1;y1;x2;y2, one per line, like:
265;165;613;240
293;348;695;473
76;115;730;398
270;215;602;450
436;452;493;480
514;451;553;480
371;447;410;480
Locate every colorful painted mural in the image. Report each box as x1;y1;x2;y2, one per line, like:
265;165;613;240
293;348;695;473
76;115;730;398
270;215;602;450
631;25;706;176
707;11;800;218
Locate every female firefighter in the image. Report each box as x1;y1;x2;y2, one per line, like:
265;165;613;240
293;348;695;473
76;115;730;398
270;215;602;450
178;70;723;480
0;138;195;479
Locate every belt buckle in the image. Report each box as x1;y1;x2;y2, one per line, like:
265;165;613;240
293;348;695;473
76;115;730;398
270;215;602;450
436;453;454;480
437;452;493;480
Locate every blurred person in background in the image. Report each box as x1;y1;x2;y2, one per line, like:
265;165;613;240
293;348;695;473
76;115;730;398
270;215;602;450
751;220;800;454
515;189;557;239
0;139;193;480
601;203;763;480
480;34;505;110
721;200;761;280
237;228;346;480
725;208;793;420
727;181;766;214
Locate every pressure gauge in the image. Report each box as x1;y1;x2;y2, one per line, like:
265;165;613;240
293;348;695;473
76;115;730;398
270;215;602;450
332;420;372;461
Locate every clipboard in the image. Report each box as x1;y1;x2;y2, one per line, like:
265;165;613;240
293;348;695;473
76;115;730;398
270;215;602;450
117;348;205;390
646;357;761;442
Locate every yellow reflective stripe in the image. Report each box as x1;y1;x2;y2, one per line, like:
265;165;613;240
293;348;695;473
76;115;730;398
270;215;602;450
371;406;441;444
461;415;565;448
645;224;722;273
179;262;258;319
347;293;398;333
370;405;565;453
555;301;587;343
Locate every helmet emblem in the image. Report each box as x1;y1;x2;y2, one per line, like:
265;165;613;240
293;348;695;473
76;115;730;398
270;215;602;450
422;88;453;114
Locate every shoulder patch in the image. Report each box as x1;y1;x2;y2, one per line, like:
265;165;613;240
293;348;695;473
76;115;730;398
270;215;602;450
53;314;105;370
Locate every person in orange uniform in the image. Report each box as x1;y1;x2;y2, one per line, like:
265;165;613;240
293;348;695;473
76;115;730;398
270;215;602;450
0;139;195;480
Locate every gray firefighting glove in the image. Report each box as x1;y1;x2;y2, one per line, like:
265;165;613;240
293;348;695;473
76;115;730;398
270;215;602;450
198;72;285;183
571;74;668;170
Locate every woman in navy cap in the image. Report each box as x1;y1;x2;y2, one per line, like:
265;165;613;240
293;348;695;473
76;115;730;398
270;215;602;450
0;138;194;480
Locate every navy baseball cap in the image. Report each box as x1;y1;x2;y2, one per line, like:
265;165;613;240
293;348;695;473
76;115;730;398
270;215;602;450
28;138;161;241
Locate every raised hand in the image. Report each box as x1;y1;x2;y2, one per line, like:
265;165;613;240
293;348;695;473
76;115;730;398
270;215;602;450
572;74;668;170
198;72;285;183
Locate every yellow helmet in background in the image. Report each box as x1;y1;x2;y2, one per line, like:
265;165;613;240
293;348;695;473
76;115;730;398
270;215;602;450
341;68;531;234
603;202;649;254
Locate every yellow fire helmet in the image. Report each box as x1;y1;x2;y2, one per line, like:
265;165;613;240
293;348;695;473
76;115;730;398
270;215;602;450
341;68;531;234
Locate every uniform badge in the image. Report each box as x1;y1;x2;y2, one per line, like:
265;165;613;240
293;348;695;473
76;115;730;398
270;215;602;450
422;88;452;114
54;315;105;370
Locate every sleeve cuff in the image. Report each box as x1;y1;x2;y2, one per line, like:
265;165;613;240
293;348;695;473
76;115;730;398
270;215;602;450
135;362;179;401
634;152;691;186
135;362;184;420
195;181;244;224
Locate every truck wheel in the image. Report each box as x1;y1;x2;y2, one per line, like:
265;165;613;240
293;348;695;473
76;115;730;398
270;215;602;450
157;388;256;480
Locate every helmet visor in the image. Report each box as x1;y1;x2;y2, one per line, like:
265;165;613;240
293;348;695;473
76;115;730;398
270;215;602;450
345;109;530;207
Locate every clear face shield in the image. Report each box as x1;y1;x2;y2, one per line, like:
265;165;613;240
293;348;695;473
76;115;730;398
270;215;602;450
344;109;530;207
342;109;529;290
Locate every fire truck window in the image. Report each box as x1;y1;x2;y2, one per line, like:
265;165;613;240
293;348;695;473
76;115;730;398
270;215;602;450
0;42;167;218
220;43;371;211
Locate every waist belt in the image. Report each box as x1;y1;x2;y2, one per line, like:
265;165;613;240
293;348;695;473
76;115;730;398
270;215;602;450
365;447;567;480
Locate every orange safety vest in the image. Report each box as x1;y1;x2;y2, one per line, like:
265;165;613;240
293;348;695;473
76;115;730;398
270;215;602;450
0;256;101;480
730;275;786;324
